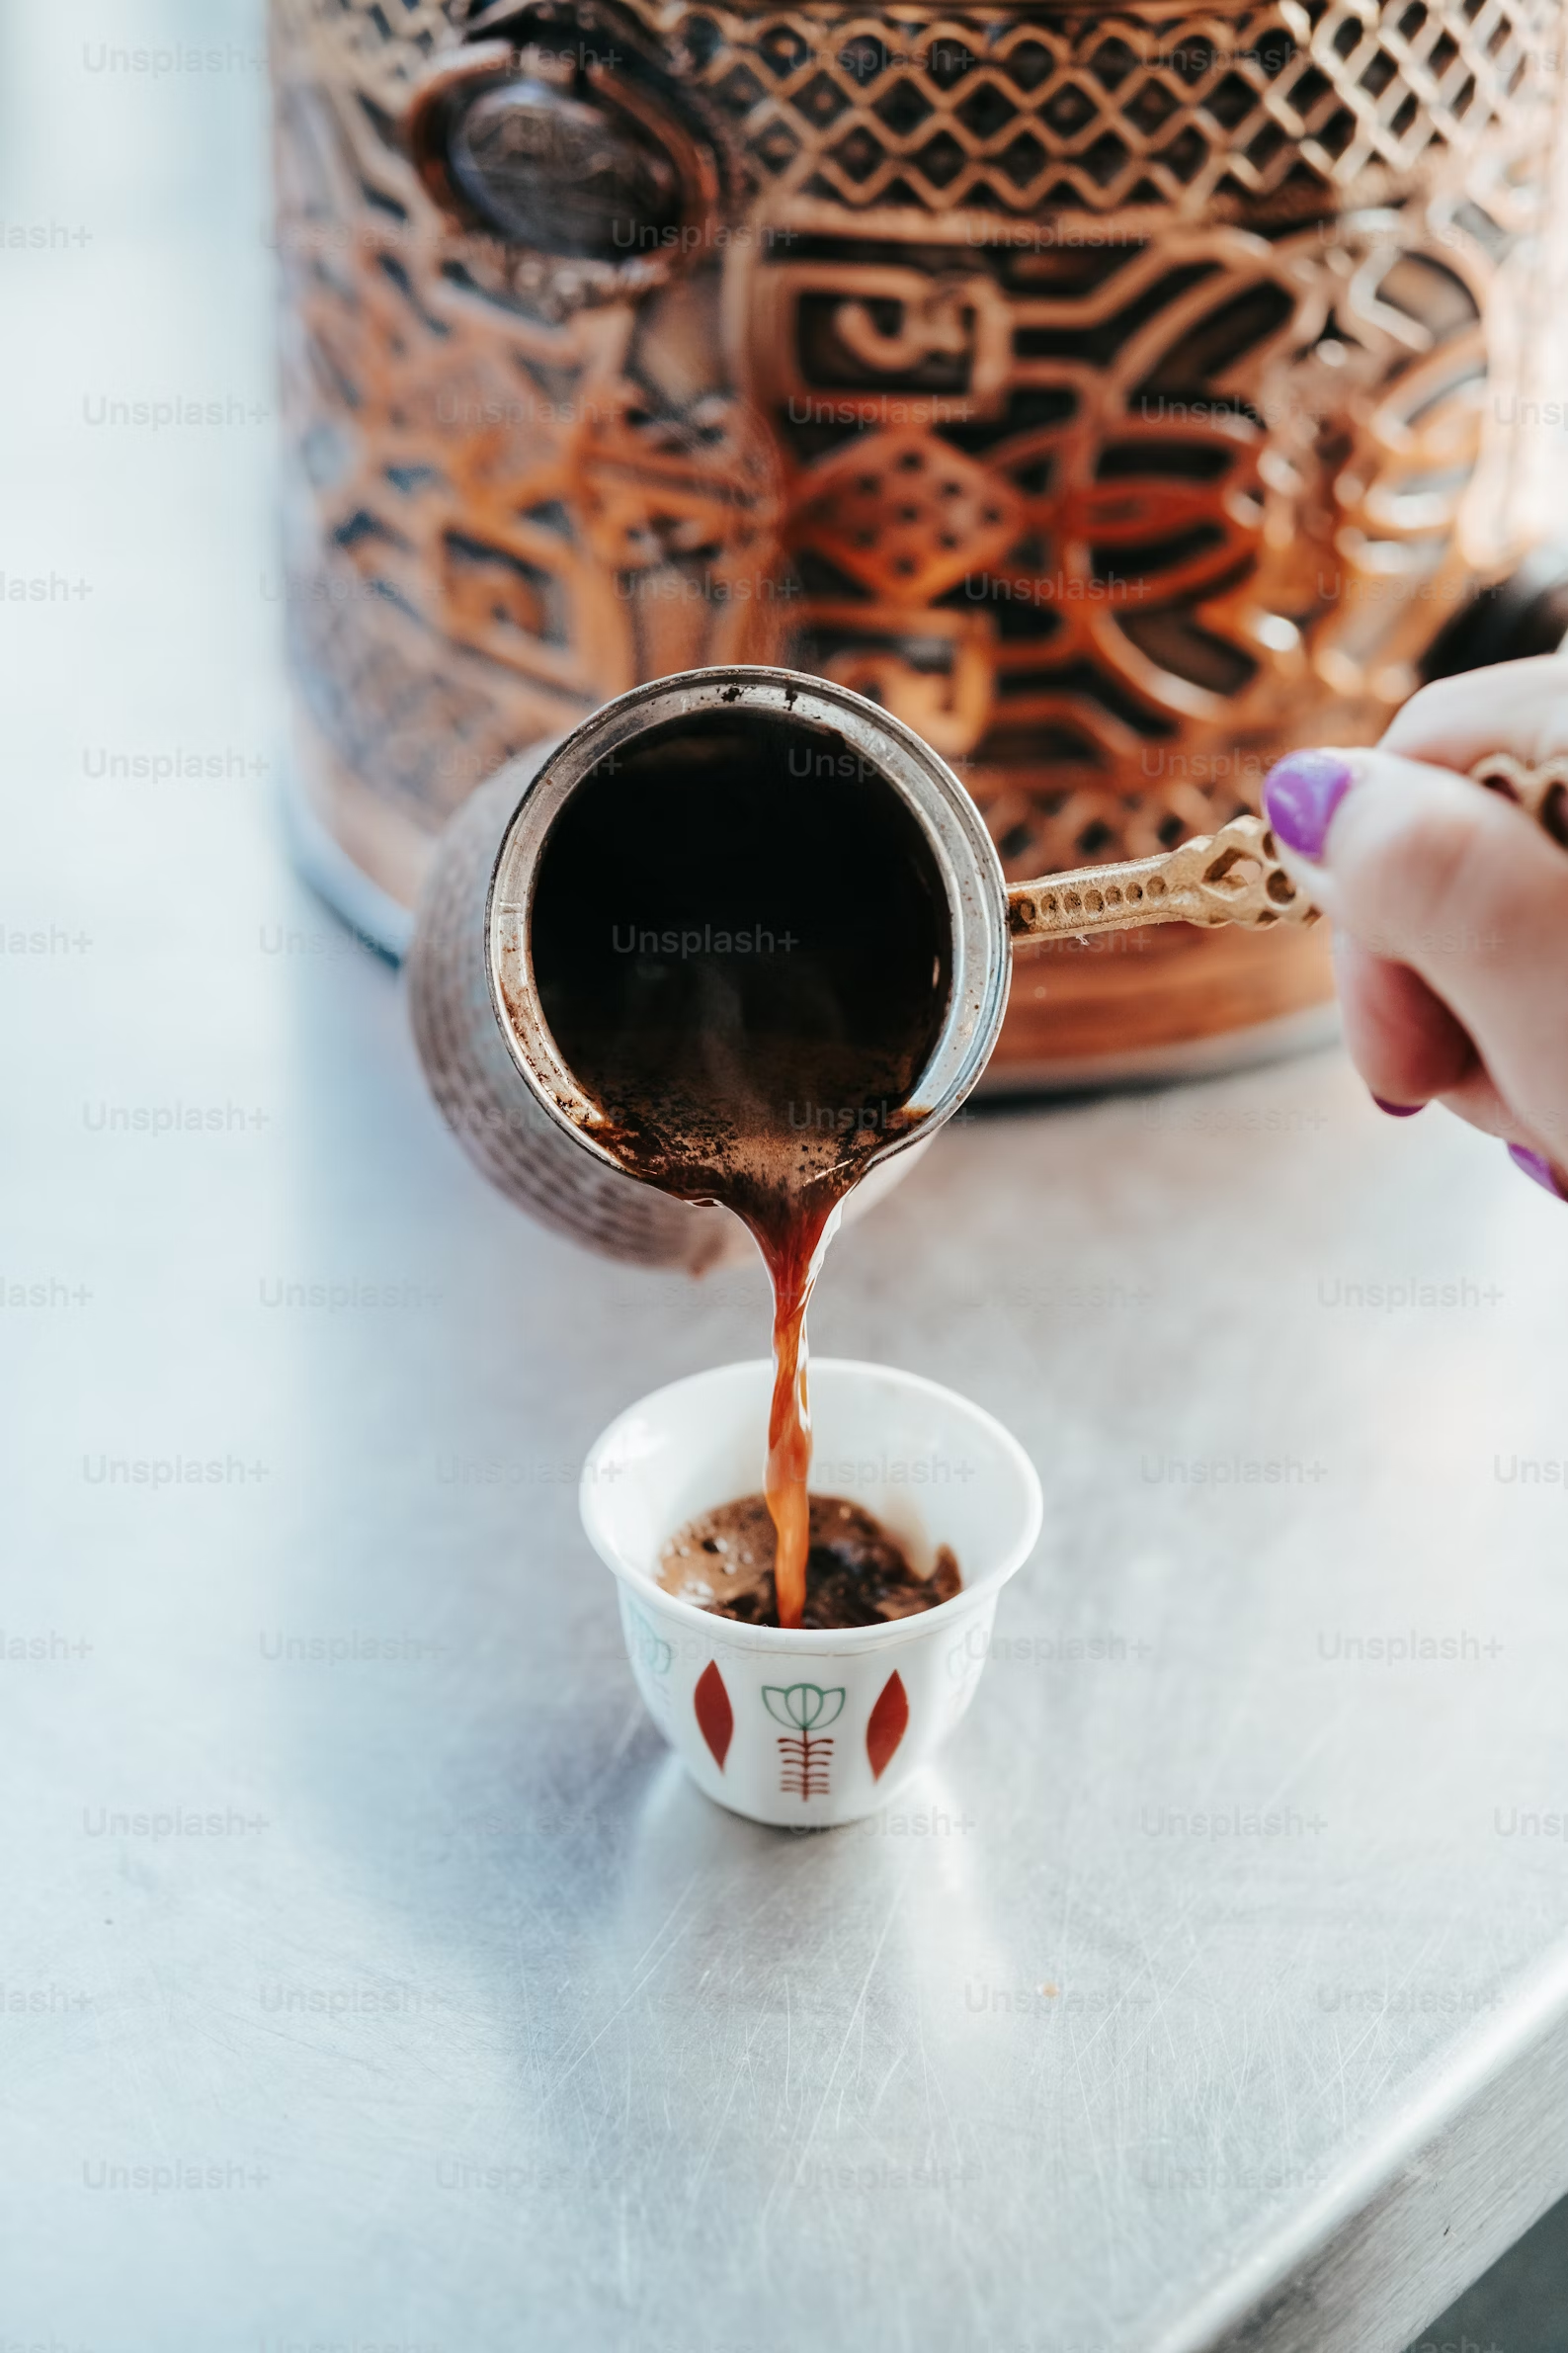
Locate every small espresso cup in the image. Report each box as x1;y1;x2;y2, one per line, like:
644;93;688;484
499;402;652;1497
579;1359;1042;1828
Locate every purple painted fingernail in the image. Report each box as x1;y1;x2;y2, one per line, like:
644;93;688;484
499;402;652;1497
1508;1143;1568;1201
1262;750;1356;861
1371;1097;1424;1118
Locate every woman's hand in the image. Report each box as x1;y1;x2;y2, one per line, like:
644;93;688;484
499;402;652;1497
1262;653;1568;1198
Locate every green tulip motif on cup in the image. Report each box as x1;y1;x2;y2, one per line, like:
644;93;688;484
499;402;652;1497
623;1600;674;1726
763;1683;845;1803
625;1601;673;1679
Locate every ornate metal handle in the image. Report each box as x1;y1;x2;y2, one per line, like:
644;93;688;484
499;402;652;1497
1007;755;1568;945
1007;811;1311;943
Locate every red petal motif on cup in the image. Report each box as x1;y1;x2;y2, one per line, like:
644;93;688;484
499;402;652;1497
694;1660;733;1770
866;1670;909;1781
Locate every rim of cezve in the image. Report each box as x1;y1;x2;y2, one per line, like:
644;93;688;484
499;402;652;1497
485;664;1013;1189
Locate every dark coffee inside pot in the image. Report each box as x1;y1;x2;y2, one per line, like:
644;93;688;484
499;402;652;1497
530;706;953;1628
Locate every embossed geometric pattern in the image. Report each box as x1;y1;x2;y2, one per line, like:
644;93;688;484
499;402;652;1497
794;430;1019;600
273;0;1564;892
741;214;1514;870
288;0;1559;215
273;13;783;831
684;0;1553;216
289;0;463;108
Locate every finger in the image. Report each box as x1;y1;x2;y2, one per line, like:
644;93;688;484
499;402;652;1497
1438;1072;1532;1142
1380;653;1568;773
1333;936;1537;1143
1331;936;1517;1134
1263;745;1568;1159
1331;933;1477;1105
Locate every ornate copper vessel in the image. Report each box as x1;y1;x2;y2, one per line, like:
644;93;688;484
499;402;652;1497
272;0;1568;1081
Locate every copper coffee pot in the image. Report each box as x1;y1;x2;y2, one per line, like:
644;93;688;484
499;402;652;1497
408;661;1563;1268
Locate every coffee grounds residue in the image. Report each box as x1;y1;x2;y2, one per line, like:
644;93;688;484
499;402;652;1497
658;1491;960;1629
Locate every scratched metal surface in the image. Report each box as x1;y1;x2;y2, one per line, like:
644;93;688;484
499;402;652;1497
8;4;1568;2350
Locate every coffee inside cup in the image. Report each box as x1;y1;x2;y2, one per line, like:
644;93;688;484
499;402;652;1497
658;1490;960;1627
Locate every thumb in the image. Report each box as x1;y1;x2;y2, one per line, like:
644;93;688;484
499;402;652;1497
1262;745;1568;1158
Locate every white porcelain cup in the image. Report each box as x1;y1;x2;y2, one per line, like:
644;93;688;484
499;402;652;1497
579;1359;1043;1827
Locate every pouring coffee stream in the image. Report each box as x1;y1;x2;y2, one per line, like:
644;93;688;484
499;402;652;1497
410;666;1566;1629
522;697;953;1627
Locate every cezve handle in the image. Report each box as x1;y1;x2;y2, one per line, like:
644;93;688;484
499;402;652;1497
1007;754;1568;945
